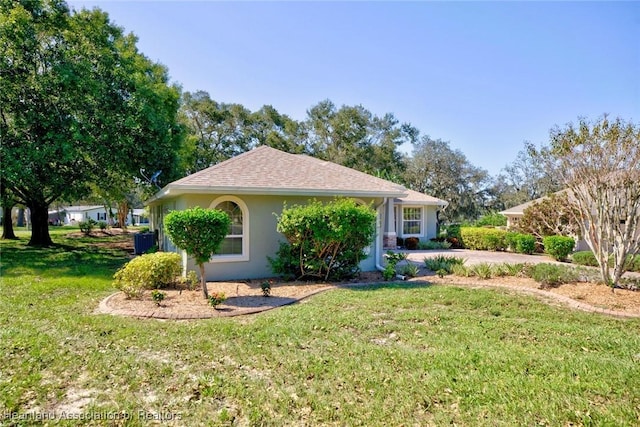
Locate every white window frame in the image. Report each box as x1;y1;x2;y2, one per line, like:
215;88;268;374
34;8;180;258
209;196;250;262
401;206;423;237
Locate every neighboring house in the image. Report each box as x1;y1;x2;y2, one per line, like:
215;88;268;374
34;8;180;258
500;193;592;251
147;146;448;281
499;198;541;229
132;209;149;225
49;206;113;225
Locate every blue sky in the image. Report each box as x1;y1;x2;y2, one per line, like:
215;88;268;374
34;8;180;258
68;1;639;176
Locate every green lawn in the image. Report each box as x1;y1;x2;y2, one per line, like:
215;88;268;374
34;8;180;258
1;229;639;426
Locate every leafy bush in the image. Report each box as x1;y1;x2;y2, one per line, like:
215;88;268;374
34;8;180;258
113;252;182;299
460;227;508;251
382;264;396;281
571;251;640;273
571;251;598;267
526;263;579;288
269;199;376;281
177;270;199;290
627;255;640;273
98;221;108;231
261;280;273;297
506;233;536;254
419;240;452;250
404;237;420;250
151;289;166;306
79;219;97;235
475;212;507;227
543;236;575;261
208;292;226;308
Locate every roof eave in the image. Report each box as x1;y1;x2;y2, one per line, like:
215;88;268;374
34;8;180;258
146;184;407;205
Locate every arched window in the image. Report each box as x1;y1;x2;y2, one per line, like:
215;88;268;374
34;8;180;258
209;196;249;262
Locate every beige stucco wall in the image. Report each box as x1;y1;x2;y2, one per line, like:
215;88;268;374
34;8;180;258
151;194;384;281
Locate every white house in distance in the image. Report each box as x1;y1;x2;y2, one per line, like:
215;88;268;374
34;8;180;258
147;146;447;281
49;205;110;225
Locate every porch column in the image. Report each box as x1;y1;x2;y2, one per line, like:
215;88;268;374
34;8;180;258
383;198;397;250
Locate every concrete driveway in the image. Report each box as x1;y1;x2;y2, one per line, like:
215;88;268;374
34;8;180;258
403;249;562;266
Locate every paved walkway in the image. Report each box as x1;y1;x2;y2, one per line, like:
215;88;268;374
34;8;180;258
404;249;563;266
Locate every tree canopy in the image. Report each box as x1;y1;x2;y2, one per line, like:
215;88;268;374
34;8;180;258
404;136;492;223
0;0;183;245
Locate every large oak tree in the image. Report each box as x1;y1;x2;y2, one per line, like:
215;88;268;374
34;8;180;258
0;0;182;245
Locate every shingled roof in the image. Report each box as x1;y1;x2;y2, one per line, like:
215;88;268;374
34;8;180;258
395;189;448;207
149;146;412;202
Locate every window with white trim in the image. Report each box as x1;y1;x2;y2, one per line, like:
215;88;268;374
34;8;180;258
402;207;422;235
216;201;243;255
210;196;249;262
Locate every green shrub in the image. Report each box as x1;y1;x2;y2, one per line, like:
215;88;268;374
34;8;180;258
475;212;507;227
98;221;108;231
460;227;508;251
506;233;536;254
261;280;273;297
113;252;182;299
151;289;166;306
526;263;578;288
451;263;470;277
400;263;420;278
624;254;640;273
424;255;465;274
470;263;493;280
571;251;598;267
208;292;226;308
269;198;376;281
178;270;199;290
382;264;396;281
79;219;97;235
419;240;452;250
543;236;575;261
404;237;420;250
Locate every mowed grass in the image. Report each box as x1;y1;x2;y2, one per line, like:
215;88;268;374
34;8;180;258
1;229;640;426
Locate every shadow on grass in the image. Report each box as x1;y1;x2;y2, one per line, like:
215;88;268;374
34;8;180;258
0;236;130;278
342;280;433;292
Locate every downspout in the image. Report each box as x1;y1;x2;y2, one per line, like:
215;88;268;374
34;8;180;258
375;198;387;272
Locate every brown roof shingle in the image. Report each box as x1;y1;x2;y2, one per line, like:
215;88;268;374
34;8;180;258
153;146;410;200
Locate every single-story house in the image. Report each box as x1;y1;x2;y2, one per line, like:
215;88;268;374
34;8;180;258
500;192;592;251
146;146;447;281
48;205;111;225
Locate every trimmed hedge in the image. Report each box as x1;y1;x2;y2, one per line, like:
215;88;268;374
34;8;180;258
506;232;536;254
460;227;508;251
543;236;575;261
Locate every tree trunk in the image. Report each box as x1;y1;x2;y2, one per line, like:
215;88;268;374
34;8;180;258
27;201;53;246
199;263;209;299
1;205;17;239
